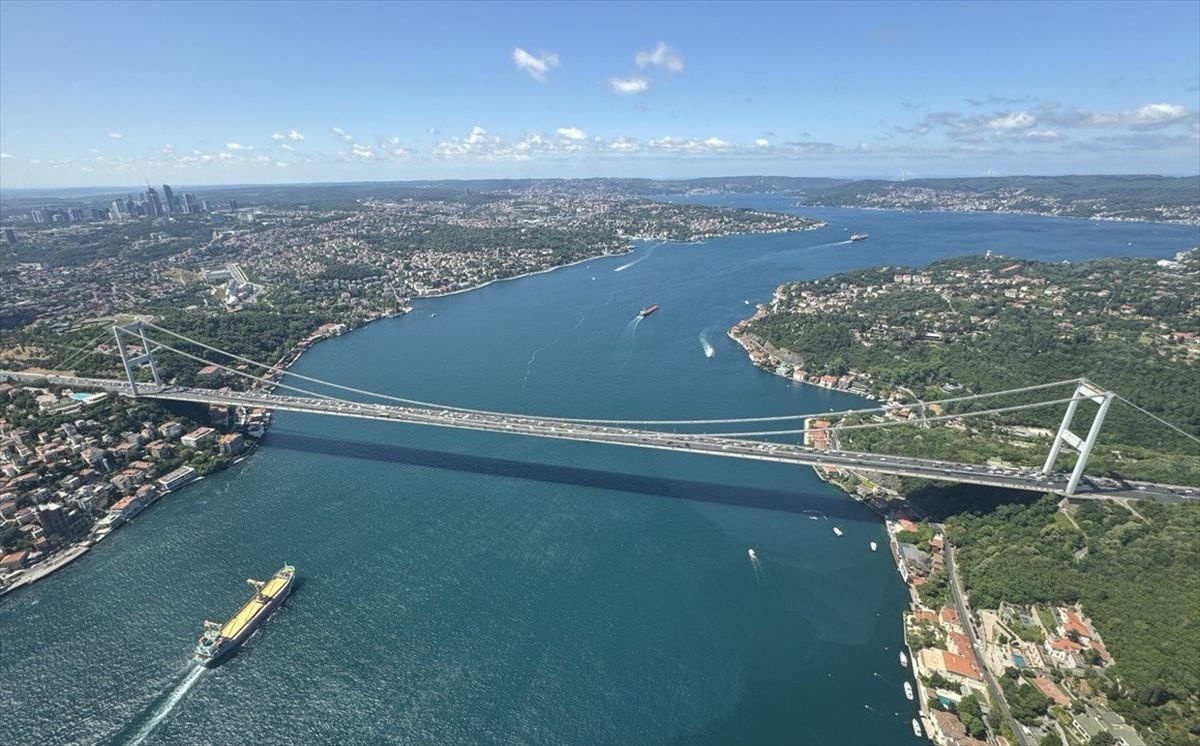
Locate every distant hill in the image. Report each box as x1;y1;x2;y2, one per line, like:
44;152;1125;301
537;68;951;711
802;174;1200;223
4;175;1196;222
0;177;851;217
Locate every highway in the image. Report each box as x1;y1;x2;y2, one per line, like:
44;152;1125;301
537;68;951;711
6;371;1197;504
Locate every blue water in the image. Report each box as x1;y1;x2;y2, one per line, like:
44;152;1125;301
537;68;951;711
2;202;1195;745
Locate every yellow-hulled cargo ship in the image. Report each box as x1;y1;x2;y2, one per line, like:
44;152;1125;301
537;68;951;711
193;565;294;667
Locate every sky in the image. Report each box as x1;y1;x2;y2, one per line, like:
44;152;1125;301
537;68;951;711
1;0;1198;188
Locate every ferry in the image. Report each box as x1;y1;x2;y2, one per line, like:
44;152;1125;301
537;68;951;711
193;565;295;667
832;527;844;537
639;304;660;318
850;233;869;242
899;650;909;667
904;681;914;700
912;718;922;737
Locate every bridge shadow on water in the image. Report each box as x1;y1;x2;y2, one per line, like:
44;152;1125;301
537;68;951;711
263;431;873;521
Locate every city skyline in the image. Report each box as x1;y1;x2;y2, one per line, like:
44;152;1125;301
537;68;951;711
1;0;1199;188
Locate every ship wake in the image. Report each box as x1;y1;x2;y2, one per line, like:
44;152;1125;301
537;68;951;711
699;328;715;358
748;548;766;585
613;241;660;272
126;665;206;746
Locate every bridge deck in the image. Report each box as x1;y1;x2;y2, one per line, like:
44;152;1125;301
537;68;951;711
3;372;1194;504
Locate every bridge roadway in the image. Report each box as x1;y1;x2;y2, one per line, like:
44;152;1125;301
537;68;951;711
6;372;1197;504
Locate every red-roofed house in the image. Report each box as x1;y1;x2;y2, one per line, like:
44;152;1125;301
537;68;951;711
1061;608;1094;641
940;605;963;634
1046;636;1085;668
943;651;982;680
1;549;29;570
946;631;972;658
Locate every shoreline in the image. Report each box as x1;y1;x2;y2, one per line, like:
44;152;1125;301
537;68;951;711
2;226;801;597
418;246;631;300
801;202;1200;226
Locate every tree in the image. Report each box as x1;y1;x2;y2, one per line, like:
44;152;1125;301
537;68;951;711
957;694;988;739
1040;732;1063;746
1087;732;1116;746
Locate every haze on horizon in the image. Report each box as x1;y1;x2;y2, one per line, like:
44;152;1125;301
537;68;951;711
1;0;1198;189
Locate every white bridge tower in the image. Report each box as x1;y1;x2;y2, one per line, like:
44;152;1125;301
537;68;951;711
1042;379;1114;495
112;322;161;395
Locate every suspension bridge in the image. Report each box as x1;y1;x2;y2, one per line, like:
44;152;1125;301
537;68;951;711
4;322;1197;504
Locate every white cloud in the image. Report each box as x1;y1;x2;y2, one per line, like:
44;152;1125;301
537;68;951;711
1026;129;1060;142
754;138;770;147
225;142;253;151
332;127;354;143
218;151;233;160
648;135;740;153
1132;102;1187;126
350;144;374;159
634;42;683;73
1038;101;1193;130
556;126;587;140
512;47;560;82
287;129;304;141
987;111;1036;130
279;143;295;151
107;132;124;139
608;137;640;152
0;152;12;159
434;126;501;159
609;76;650;95
271;132;286;142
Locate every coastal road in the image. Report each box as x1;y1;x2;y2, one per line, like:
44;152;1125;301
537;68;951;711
943;541;1033;746
3;371;1198;505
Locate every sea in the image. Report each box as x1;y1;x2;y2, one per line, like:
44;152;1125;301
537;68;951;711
2;198;1195;745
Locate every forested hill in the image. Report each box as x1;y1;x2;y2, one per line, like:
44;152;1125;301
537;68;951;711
945;495;1200;745
802;174;1200;223
741;249;1200;484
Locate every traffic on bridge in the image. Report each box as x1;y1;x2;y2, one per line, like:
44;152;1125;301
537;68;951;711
4;367;1196;505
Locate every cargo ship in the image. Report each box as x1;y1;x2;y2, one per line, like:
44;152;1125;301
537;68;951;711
850;233;869;242
639;304;660;318
193;565;295;667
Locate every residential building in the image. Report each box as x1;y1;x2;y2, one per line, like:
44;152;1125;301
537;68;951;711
181;427;216;448
157;465;197;492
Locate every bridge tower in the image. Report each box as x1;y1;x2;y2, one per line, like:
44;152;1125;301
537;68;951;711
1042;379;1114;495
111;322;161;395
